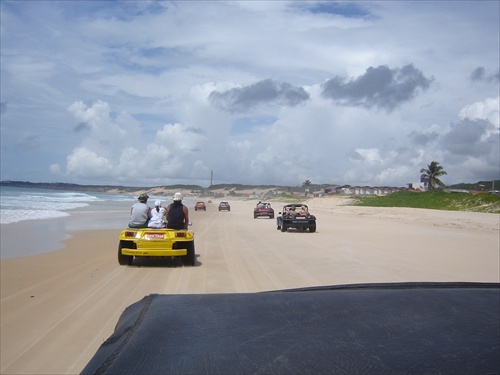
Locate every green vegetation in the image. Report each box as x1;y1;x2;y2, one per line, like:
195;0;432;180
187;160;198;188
448;180;500;191
352;190;500;214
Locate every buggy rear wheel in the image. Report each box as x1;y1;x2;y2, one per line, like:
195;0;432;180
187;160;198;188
118;242;133;265
182;241;196;266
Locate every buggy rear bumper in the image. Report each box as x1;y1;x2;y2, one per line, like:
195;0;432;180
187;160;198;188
284;220;315;226
121;248;187;257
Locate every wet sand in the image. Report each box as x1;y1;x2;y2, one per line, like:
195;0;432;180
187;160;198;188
1;197;499;374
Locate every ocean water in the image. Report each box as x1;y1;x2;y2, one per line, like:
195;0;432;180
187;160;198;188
0;186;134;225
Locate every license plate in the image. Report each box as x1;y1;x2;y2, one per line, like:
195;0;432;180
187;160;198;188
145;233;165;239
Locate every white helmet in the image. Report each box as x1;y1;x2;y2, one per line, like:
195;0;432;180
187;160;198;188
173;192;183;201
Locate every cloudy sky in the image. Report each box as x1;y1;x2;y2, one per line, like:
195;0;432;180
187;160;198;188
1;1;499;188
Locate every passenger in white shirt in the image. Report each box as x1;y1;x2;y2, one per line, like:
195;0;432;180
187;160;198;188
148;200;166;229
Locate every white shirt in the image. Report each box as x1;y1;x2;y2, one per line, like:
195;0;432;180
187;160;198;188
148;206;166;228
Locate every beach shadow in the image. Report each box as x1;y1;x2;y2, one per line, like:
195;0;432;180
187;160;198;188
129;254;201;268
281;228;318;234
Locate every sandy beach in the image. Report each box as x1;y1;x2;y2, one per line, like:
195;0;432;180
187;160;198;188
1;197;499;374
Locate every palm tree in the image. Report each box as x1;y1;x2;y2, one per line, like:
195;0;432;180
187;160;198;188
420;161;447;190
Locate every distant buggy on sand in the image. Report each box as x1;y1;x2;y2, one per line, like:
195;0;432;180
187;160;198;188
277;204;316;232
194;202;206;211
219;202;231;211
118;227;195;266
254;202;274;219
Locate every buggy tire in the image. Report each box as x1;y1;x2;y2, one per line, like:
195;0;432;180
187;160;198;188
309;224;316;233
182;241;196;266
118;243;133;265
281;223;287;232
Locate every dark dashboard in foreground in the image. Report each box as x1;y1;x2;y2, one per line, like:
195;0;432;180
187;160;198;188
82;282;499;375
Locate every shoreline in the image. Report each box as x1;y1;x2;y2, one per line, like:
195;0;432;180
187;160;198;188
0;200;131;259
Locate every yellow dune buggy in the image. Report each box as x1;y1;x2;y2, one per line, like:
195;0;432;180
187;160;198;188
118;228;195;266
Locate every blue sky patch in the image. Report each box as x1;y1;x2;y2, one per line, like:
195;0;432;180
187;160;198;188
230;116;277;135
301;1;371;18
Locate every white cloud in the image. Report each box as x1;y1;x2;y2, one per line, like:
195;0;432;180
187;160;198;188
459;97;500;128
66;147;113;177
350;148;383;165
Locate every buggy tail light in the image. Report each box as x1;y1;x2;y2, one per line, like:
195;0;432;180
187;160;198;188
124;231;137;237
175;232;187;238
